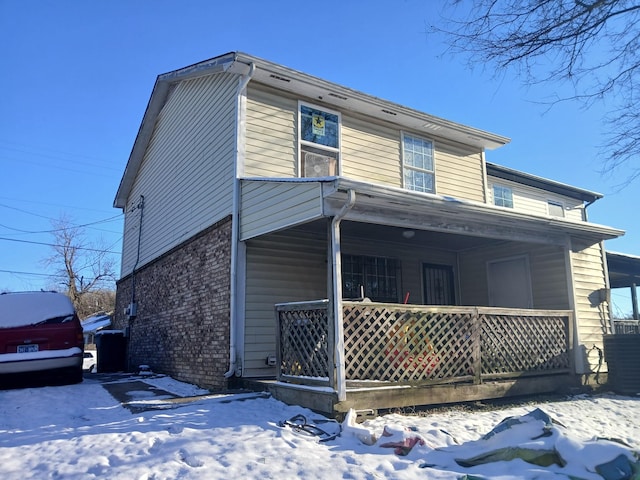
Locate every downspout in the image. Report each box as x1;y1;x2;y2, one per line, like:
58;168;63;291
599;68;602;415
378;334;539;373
582;197;597;221
331;189;356;401
225;61;255;379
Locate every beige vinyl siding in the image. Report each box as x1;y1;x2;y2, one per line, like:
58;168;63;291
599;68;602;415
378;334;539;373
458;241;570;309
488;177;585;221
240;180;324;240
243;83;486;203
341;116;401;186
340;236;458;304
242;227;460;377
569;239;609;373
433;139;485;202
243;231;327;377
245;84;297;177
120;73;238;276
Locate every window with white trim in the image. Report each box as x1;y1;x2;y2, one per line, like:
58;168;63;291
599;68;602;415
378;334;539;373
493;185;514;208
402;133;435;193
547;200;565;217
299;103;340;178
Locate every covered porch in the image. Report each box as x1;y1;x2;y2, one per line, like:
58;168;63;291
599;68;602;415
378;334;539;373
238;178;622;414
273;300;573;414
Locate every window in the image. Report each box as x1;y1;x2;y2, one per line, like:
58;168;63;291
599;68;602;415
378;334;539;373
402;134;435;193
547;201;565;217
342;254;399;303
299;103;340;177
493;185;513;208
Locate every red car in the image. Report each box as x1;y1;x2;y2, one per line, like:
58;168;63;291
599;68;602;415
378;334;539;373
0;291;84;384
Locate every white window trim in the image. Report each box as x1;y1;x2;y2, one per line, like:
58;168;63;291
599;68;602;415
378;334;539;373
547;199;565;217
492;183;514;208
401;131;436;194
297;101;342;177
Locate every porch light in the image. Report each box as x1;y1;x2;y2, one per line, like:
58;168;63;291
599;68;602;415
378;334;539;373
402;230;415;239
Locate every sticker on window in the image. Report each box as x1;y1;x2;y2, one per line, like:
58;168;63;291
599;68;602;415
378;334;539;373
312;114;325;136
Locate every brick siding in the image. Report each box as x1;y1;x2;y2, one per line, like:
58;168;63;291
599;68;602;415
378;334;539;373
114;216;232;390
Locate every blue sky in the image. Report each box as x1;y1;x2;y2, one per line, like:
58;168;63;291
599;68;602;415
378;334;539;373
0;1;637;315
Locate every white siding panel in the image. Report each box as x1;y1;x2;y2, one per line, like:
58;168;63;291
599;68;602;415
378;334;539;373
240;181;324;240
488;177;585;221
570;239;609;373
243;232;327;377
435;139;485;202
341;116;401;186
120;74;238;276
458;241;570;309
245;85;297;177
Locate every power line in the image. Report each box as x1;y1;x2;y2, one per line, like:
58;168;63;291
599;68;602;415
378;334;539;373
0;139;119;169
0;269;53;278
0;195;118;215
0;236;121;254
0;213;123;235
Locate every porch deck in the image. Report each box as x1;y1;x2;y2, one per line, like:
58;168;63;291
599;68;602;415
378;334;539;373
271;300;575;414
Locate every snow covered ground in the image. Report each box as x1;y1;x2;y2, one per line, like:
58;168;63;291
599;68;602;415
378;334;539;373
0;374;638;479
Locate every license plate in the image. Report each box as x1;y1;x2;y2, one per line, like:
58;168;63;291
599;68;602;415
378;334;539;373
18;344;38;353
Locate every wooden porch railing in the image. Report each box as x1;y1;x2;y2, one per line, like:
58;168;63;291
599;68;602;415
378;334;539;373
275;301;573;390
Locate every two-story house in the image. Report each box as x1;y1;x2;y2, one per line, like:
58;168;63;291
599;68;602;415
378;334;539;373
113;52;624;415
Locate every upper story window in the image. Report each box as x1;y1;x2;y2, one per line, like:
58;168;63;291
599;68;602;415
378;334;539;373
299;103;340;177
547;200;565;217
493;185;514;208
402;133;435;193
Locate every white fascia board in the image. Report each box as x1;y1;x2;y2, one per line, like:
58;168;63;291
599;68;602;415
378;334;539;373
325;177;625;241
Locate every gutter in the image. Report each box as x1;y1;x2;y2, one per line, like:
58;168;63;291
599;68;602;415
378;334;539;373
225;61;256;379
330;189;356;401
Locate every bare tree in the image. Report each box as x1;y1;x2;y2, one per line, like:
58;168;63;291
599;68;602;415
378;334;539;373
43;215;116;318
432;0;640;185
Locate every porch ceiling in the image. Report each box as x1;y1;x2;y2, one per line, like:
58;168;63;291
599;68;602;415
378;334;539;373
323;178;624;246
607;251;640;288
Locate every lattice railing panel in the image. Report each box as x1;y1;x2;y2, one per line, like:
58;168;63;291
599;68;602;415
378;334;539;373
276;300;571;389
343;304;478;382
277;303;330;379
480;314;570;376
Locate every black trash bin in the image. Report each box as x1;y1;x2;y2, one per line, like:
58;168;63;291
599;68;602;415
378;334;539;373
96;330;127;373
603;334;640;395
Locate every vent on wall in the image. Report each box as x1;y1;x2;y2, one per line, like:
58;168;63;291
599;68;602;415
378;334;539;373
269;74;291;83
303;152;337;177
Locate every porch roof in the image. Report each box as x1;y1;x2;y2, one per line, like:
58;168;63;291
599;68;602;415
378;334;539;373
606;251;640;288
324;178;624;244
239;177;624;245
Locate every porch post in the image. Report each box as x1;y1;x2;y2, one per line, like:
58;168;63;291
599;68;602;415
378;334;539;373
632;283;639;321
329;190;356;402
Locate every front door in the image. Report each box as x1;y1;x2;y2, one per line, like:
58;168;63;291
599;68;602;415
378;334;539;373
487;255;533;308
423;263;456;305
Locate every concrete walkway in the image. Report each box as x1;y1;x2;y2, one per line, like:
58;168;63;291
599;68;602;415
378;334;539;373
91;372;270;413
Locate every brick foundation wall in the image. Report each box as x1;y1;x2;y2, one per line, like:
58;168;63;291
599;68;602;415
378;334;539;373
114;217;232;390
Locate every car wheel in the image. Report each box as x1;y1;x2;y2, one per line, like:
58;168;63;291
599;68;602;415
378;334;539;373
67;366;84;384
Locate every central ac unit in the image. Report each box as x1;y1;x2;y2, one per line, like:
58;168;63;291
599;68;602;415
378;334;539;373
304;152;336;177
